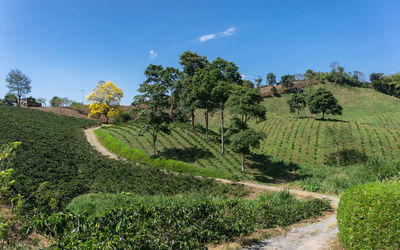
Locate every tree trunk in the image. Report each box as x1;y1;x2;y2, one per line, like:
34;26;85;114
152;132;157;156
322;112;325;120
297;109;300;118
336;144;340;167
17;95;21;107
221;106;224;154
105;114;109;124
170;93;174;117
241;152;245;173
191;112;195;130
205;110;209;140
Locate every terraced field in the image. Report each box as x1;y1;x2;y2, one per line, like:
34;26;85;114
98;83;400;192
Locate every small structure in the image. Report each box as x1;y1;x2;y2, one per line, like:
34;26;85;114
20;97;42;107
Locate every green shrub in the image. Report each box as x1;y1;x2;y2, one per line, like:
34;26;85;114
113;112;131;124
338;181;400;249
30;191;330;249
378;161;400;180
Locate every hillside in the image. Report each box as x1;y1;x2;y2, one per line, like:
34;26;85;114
98;83;400;193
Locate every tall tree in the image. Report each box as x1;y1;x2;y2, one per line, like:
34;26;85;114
209;58;242;153
5;69;31;106
307;88;343;119
281;74;295;89
287;94;307;117
230;129;265;173
86;81;123;123
369;73;384;82
132;74;171;155
179;51;209;130
162;67;180;117
266;72;276;86
226;85;266;124
254;76;262;88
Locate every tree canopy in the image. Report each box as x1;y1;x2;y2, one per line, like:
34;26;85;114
307;88;342;119
86;81;123;123
5;69;32;105
287;94;307;117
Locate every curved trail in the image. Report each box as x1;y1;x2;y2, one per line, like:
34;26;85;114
84;126;339;250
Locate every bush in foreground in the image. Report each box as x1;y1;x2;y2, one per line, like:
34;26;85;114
30;191;330;249
338;181;400;249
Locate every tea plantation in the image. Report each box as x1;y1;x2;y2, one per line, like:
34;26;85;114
0;105;331;248
99;83;400;194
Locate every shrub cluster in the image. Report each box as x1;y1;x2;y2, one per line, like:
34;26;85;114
29;192;330;249
372;73;400;98
338;181;400;249
0;106;246;214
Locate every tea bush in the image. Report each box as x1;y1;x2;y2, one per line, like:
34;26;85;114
338;181;400;249
0;106;246;214
29;191;330;249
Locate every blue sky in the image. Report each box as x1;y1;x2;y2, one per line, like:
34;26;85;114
1;0;399;105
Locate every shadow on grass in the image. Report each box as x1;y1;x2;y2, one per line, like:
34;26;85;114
157;147;214;163
325;149;368;166
315;118;349;123
247;153;309;184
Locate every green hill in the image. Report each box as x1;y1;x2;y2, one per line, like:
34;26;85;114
98;83;400;193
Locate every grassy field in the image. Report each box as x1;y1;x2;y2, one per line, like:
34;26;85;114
97;83;400;193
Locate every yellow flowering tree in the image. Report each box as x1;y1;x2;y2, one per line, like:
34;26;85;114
86;81;123;123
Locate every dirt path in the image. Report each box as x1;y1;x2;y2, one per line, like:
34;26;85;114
84;126;339;249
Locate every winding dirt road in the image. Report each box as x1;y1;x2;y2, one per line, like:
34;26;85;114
84;126;339;250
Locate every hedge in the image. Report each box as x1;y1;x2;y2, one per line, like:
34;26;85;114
337;181;400;249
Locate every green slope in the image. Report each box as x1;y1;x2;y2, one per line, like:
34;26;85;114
99;83;399;193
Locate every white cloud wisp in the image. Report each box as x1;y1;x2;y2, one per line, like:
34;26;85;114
199;27;236;43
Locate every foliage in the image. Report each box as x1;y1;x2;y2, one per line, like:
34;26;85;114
0;106;250;215
30;191;329;249
280;74;294;89
0;142;21;171
2;94;17;106
338;181;400;249
50;96;72;107
112;111;131;124
377;161;400;180
307;88;342;119
371;73;400;98
132;68;172;155
287;94;306;117
230;129;265;172
86;81;123;123
266;72;276;86
226;85;266;123
5;69;31;105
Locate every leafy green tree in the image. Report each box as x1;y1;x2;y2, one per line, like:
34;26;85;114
230;129;265;173
132;66;171;155
3;94;17;106
307;88;342;119
179;51;209;130
266;72;276;86
369;73;384;82
242;80;254;88
254;77;262;88
50;96;61;107
281;74;294;89
287;94;307;117
209;58;242;153
226;85;266;124
5;69;31;106
161;67;180;116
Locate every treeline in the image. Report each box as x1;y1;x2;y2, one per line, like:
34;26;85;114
132;51;267;172
254;62;367;89
370;73;400;98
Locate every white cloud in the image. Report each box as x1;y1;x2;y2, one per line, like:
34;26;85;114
149;50;158;59
198;27;236;43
